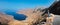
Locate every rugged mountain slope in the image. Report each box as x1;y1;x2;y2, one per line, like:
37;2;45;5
0;12;14;24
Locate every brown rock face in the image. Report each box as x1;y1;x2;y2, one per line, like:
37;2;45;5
0;12;14;24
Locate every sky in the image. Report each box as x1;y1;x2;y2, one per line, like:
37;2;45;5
0;0;55;12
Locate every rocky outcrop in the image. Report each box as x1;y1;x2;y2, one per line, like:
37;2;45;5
42;0;60;15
